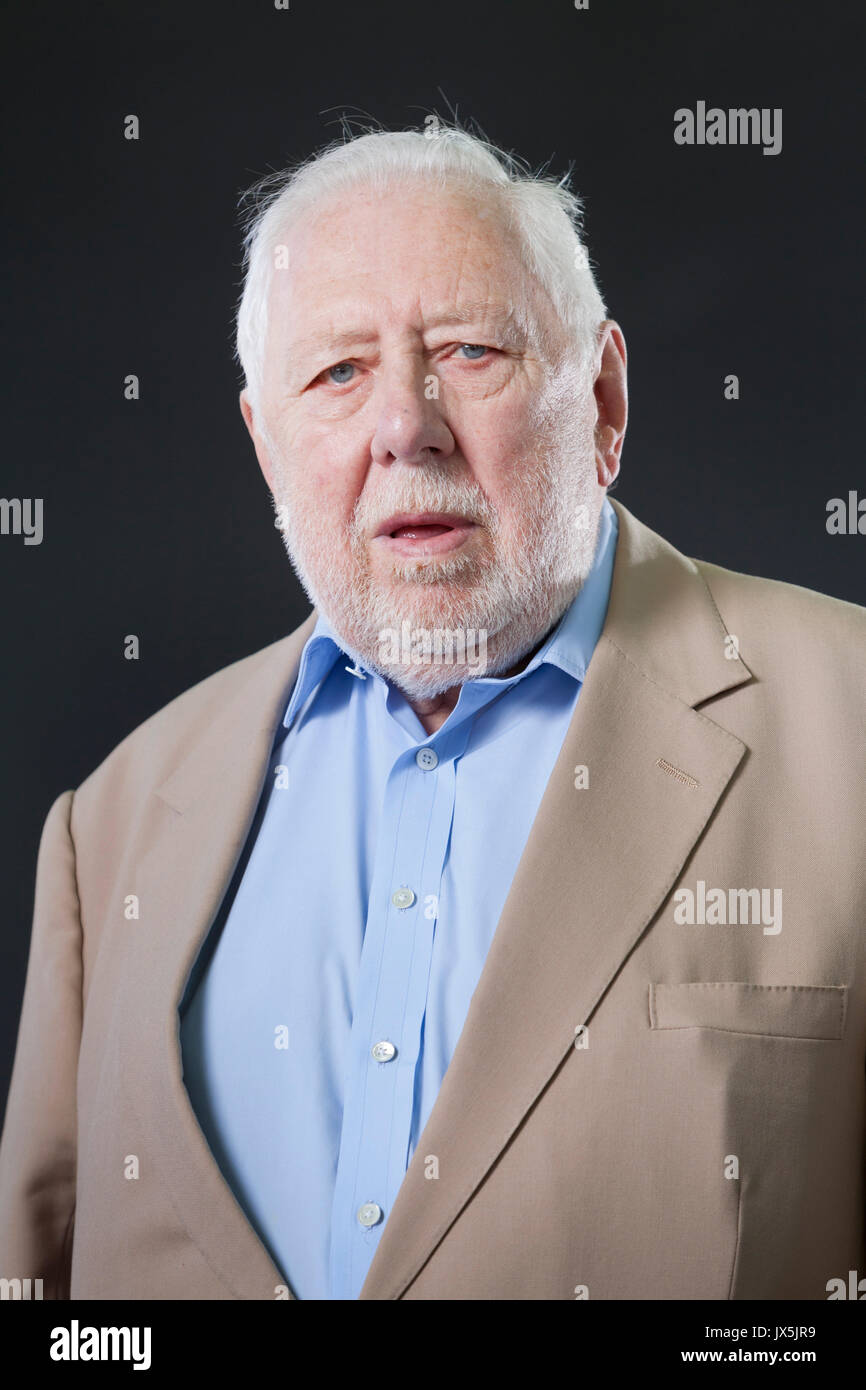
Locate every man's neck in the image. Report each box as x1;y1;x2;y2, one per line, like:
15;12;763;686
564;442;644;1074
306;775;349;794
403;632;549;737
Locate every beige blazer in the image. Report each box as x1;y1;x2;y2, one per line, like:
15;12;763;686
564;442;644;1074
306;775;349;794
1;498;864;1300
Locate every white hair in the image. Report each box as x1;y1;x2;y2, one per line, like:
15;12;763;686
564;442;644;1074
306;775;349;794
234;120;609;414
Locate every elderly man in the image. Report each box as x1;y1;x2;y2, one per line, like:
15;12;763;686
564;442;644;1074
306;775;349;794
0;125;864;1304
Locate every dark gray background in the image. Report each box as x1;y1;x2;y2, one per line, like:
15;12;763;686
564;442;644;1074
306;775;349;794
1;0;863;1108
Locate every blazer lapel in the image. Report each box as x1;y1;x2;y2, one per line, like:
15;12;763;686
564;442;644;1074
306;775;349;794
359;499;753;1299
121;616;317;1300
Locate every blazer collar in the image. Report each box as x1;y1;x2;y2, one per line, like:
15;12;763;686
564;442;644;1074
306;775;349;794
128;498;751;1299
602;497;752;706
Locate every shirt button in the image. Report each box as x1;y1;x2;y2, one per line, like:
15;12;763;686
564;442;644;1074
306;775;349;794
415;747;439;770
391;887;416;910
357;1202;383;1228
371;1040;397;1063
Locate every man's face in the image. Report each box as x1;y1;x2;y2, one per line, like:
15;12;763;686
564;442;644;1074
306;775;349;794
243;180;607;697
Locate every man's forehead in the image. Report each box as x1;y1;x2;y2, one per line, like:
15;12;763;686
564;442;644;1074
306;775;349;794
266;187;553;359
272;184;523;300
287;177;508;249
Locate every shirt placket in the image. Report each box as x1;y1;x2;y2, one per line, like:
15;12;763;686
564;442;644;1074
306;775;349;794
329;727;463;1299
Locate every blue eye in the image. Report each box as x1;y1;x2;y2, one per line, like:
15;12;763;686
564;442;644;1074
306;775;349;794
459;343;488;359
327;362;355;384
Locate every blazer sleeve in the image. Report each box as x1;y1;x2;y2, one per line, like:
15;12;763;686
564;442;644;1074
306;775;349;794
0;790;82;1299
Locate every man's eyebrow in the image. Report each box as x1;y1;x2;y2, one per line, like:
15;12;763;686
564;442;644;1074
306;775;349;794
287;302;529;361
424;301;524;331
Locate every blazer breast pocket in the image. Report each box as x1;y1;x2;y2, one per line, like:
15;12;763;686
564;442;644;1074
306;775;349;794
648;981;847;1040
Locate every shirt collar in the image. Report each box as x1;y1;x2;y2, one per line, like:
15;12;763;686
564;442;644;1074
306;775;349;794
283;496;619;731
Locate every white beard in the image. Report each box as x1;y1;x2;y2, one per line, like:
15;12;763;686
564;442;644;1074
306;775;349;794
265;367;602;700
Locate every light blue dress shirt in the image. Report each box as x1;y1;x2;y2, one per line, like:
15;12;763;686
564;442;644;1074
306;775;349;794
180;498;618;1300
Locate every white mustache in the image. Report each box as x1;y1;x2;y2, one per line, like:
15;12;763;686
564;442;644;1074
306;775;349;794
355;489;494;538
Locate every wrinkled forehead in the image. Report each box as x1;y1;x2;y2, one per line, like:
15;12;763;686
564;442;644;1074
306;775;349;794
265;180;553;346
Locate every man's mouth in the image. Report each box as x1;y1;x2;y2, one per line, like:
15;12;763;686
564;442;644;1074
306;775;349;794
374;512;479;556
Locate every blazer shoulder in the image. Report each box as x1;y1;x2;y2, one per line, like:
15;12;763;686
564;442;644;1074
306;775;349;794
74;621;312;809
694;557;866;652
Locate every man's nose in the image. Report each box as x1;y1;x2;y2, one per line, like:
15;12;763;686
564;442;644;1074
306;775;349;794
370;359;455;466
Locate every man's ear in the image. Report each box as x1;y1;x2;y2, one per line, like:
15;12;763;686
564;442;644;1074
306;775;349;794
239;388;276;492
592;321;628;489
